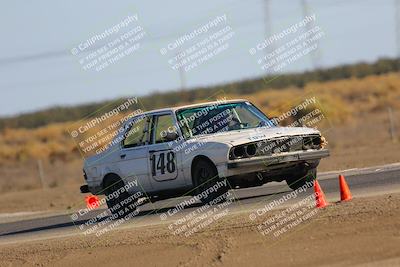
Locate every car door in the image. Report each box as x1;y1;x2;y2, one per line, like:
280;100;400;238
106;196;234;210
147;112;187;190
117;114;152;193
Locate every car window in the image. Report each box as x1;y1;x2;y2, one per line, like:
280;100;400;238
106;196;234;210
153;114;176;144
176;111;196;138
176;102;272;138
123;116;149;148
233;105;260;126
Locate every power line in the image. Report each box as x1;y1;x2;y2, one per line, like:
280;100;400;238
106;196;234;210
0;0;392;67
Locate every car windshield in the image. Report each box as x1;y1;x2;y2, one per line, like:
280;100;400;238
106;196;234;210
175;101;275;138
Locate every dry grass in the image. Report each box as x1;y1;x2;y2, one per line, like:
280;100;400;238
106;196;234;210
240;72;400;123
0;72;399;193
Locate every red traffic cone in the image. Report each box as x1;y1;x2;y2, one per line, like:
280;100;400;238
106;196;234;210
85;195;100;209
339;175;352;201
314;180;328;208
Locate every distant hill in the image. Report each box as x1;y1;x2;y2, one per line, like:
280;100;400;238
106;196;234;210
0;58;399;130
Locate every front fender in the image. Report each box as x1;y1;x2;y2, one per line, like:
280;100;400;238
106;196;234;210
180;141;231;182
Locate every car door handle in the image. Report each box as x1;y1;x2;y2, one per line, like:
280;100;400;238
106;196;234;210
120;154;126;159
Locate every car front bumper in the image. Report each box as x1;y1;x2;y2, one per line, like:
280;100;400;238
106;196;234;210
222;149;329;176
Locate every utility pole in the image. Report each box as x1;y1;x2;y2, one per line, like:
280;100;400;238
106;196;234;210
176;50;187;102
178;60;186;91
264;0;274;74
301;0;321;69
396;0;400;58
37;159;47;189
388;107;397;142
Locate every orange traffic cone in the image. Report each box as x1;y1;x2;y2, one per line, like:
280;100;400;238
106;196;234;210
85;195;100;209
314;180;328;208
339;175;352;201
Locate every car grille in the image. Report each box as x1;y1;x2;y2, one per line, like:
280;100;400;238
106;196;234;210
256;135;320;156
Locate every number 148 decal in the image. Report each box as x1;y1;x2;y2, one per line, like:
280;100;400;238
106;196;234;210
150;151;177;180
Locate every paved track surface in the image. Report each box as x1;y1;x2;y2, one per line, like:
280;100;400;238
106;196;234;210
0;163;399;244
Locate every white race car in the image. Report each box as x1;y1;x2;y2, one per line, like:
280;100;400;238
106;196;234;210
80;99;329;214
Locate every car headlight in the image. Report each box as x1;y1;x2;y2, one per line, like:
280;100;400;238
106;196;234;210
302;135;322;150
245;144;257;157
230;143;259;159
232;145;245;158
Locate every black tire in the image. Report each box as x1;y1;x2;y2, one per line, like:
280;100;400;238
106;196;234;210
193;159;229;204
286;168;316;190
104;177;135;217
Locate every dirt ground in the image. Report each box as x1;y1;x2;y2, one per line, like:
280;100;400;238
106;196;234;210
318;111;400;171
0;193;399;266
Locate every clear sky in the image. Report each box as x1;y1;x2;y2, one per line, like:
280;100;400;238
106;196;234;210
0;0;397;116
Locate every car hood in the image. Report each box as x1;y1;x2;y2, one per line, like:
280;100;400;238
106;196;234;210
192;126;320;146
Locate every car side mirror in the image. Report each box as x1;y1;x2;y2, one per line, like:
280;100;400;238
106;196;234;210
267;117;279;127
165;132;179;141
259;118;278;128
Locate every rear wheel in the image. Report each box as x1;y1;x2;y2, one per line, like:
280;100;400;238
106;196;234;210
286;168;316;190
104;176;136;217
193;159;229;204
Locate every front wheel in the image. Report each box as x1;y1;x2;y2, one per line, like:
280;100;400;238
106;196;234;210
193;159;230;204
285;168;316;190
104;177;136;217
